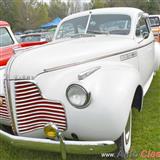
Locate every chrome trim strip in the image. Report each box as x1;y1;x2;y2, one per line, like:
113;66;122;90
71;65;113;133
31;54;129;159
4;79;17;134
78;66;101;80
43;41;154;73
16;102;64;108
15;96;42;103
15;92;40;99
4;50;20;134
16;89;39;95
18;115;66;122
17;107;65;114
16;86;37;91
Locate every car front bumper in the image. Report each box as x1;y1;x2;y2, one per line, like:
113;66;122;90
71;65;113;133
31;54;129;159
0;129;117;159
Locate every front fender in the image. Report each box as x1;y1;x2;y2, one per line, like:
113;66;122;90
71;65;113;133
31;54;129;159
35;62;142;141
79;63;142;140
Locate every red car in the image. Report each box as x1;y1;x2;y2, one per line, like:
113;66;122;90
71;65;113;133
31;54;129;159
0;21;20;67
0;21;48;67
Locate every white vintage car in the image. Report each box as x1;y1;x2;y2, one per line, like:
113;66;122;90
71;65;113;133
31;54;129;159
0;7;160;159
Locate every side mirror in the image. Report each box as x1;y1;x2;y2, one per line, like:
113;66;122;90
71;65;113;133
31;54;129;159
142;32;149;39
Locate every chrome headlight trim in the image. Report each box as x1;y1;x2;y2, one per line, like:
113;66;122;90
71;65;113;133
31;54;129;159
66;84;91;109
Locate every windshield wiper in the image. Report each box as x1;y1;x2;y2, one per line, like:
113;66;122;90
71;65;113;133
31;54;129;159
87;30;110;35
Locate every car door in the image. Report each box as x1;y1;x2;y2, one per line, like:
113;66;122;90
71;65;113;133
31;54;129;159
135;16;155;88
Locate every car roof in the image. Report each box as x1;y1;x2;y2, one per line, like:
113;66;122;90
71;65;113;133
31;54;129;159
0;21;10;27
149;15;160;19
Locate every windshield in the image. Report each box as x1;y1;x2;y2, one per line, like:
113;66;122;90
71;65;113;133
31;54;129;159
88;14;131;35
56;14;131;39
56;16;89;39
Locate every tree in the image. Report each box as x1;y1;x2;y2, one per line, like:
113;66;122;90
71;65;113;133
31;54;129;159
83;2;92;11
48;0;68;20
67;0;82;14
0;0;49;31
90;0;160;14
146;0;160;14
15;0;49;31
0;0;18;31
91;0;109;9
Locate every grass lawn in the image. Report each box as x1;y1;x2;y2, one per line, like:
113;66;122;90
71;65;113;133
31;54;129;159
0;70;159;160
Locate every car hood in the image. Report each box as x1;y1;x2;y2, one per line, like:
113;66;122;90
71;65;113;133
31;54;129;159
8;35;137;79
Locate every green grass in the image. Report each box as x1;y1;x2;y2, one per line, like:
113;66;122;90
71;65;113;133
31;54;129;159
0;70;160;160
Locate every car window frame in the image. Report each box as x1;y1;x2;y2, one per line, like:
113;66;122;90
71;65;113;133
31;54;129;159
0;27;14;47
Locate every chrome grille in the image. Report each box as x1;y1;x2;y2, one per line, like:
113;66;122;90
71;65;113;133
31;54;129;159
0;96;11;120
14;81;67;134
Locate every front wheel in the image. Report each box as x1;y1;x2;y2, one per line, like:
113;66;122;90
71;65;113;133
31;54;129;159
116;110;132;159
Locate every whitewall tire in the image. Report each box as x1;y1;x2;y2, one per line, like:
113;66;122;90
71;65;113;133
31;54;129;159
116;110;132;159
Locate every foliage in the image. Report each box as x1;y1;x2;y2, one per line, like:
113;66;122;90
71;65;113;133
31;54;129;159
91;0;160;14
0;0;18;31
91;0;108;9
48;0;68;20
0;0;49;31
15;0;49;31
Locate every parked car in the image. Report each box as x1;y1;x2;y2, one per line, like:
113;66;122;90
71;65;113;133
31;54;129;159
0;21;20;67
149;15;160;42
0;8;160;159
20;32;53;43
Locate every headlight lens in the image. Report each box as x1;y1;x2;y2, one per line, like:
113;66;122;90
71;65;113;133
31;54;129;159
66;84;90;108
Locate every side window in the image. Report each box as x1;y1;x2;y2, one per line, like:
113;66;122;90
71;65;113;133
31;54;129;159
0;27;14;47
136;18;150;38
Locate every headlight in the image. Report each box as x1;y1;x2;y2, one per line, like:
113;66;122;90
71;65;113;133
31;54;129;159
66;84;90;108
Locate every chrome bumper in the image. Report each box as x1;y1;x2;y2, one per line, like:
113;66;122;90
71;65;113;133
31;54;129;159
0;129;117;159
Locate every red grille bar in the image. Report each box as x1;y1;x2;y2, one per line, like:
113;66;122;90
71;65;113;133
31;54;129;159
0;96;10;120
14;81;67;134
